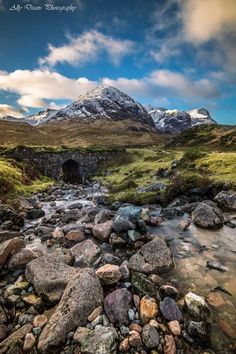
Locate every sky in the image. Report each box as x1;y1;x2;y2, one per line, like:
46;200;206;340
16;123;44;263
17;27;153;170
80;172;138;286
0;0;235;124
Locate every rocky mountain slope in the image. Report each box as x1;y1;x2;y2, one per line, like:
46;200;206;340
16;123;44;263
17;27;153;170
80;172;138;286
147;107;216;133
49;86;155;128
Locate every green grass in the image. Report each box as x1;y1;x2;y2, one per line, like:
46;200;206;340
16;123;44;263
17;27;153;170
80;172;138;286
97;147;183;204
96;146;236;205
0;158;53;200
195;152;236;186
170;124;236;150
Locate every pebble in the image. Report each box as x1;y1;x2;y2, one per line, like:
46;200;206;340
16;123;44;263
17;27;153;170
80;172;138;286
142;324;160;348
164;334;176;354
88;306;103;322
128;309;135;321
119;337;130;352
139;296;158;325
33;314;48;328
168;320;181;336
32;327;42;336
159;297;182;321
120;325;130;336
23;332;36;351
129;330;142;347
95;264;121;285
184;292;210;321
129;323;142;333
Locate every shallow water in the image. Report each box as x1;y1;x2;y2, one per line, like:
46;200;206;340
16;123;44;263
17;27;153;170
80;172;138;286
152;215;236;353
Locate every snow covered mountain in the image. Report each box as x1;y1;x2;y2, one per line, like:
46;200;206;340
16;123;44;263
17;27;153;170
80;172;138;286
1;86;216;134
187;108;216;126
47;85;155;128
1;86;155;128
148;107;216;133
1;109;58;126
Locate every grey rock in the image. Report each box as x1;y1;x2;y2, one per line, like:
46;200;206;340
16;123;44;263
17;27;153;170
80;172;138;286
214;191;236;211
94;209;114;224
113;205;142;233
27;208;45;220
192;202;224;229
129;236;174;275
184;292;210;321
25;255;79;303
79;326;118;354
206;260;228;272
71;239;102;266
38;269;103;353
187;321;211;346
7;248;37;270
142;324;160;348
0;237;24;269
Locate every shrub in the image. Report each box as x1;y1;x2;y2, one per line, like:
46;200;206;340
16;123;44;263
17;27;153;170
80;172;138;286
182;148;206;161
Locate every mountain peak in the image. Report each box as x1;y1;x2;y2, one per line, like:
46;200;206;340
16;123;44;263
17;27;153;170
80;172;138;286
47;85;155;128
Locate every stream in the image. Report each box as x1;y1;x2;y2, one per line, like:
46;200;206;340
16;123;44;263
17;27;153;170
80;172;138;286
21;185;236;353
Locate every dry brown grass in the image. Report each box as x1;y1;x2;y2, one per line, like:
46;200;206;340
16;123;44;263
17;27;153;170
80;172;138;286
0;119;167;148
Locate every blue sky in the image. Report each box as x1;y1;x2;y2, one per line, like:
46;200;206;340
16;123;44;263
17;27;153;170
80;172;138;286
0;0;235;124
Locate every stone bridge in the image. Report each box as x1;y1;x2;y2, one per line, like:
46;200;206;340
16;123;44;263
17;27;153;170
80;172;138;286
2;146;125;183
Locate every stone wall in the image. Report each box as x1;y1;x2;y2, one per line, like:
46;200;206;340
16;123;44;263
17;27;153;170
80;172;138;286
2;146;125;182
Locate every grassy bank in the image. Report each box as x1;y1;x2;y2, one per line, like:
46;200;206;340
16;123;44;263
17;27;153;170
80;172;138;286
0;158;53;201
97;146;236;205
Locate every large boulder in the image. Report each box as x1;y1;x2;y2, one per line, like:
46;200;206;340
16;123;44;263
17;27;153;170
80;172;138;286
71;239;102;266
214;191;236;211
7;247;38;270
79;327;118;354
25;255;79;303
0;237;24;269
104;288;132;326
38;269;103;353
0;230;22;243
112;205;142;233
192;202;224;229
129;236;174;275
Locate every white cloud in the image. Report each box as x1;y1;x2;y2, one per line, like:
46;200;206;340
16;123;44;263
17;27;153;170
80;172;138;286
181;0;236;43
0;68;220;111
0;69;97;104
17;95;47;108
39;30;134;67
0;104;28;118
147;70;219;99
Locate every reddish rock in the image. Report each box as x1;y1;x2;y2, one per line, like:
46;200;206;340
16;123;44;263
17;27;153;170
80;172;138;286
139;296;158;325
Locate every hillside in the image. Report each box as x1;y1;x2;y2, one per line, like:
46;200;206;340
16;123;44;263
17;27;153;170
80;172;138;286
169;124;236;150
0;119;165;148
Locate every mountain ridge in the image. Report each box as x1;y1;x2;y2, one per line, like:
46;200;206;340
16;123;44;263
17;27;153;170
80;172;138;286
1;85;216;133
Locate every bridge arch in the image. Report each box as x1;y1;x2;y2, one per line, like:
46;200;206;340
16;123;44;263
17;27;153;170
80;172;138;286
61;159;82;184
